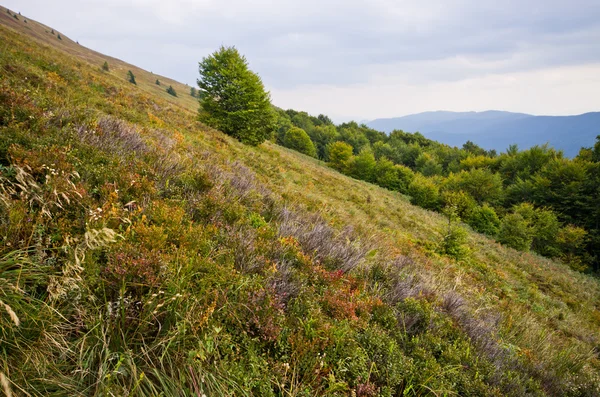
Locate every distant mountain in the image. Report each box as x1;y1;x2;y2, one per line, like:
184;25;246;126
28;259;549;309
367;111;600;156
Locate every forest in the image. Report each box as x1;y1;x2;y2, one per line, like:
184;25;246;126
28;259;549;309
275;109;600;272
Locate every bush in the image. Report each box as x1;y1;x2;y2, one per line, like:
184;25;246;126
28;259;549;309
155;79;160;85
441;221;470;259
127;70;136;85
467;204;500;236
190;87;197;97
441;190;477;220
348;149;376;182
327;141;354;173
281;126;317;157
374;157;401;191
102;61;109;72
197;46;275;146
497;213;532;251
408;174;441;210
166;85;177;97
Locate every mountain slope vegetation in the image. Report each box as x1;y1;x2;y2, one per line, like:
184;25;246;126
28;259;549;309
1;8;600;396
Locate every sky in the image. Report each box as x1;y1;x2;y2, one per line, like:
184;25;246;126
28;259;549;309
6;0;600;122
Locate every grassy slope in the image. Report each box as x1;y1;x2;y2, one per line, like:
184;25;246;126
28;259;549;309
2;7;600;396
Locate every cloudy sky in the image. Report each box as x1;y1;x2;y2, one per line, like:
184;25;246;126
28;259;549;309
7;0;600;121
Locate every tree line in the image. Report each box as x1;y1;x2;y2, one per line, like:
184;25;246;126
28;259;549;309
273;109;600;272
194;46;600;272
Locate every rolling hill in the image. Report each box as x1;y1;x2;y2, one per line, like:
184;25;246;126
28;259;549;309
1;6;600;396
368;111;600;156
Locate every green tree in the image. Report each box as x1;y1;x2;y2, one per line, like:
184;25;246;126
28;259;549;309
197;46;275;146
408;175;441;210
348;149;376;182
102;61;109;72
155;79;160;85
415;152;443;176
127;70;137;85
166;85;177;97
374;157;401;191
497;213;532;251
445;168;503;205
190;87;197;97
327;141;354;173
57;33;62;40
440;210;470;260
467;204;500;236
308;125;339;160
281;127;317;157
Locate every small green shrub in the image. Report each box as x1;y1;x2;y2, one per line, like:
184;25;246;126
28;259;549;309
127;70;136;85
468;204;501;235
166;85;177;97
498;213;532;251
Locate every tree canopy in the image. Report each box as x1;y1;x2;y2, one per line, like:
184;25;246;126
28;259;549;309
197;46;275;146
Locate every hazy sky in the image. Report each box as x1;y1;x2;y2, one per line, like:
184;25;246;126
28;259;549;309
6;0;600;121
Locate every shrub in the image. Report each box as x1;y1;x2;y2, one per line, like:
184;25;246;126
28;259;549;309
348;149;376;182
374;157;401;191
155;79;160;85
102;61;109;72
281;126;317;157
127;70;136;85
166;85;177;97
57;33;62;40
197;46;275;146
327;141;354;173
441;190;477;220
467;204;500;235
408;174;441;210
497;213;532;251
190;87;197;97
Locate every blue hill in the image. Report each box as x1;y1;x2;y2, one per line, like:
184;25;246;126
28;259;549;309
367;111;600;157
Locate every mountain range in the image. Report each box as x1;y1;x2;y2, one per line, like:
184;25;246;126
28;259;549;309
367;110;600;156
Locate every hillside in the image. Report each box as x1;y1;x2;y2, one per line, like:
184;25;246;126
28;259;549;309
2;7;600;397
367;111;600;157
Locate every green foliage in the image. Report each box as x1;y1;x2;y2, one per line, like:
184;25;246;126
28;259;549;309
197;46;275;146
445;168;504;205
166;85;177;97
57;33;62;40
374;157;401;191
440;218;470;259
3;23;600;396
348;149;376;182
155;79;160;85
498;213;532;251
442;190;477;220
280;126;317;157
415;152;443;176
327;141;353;173
102;61;109;71
468;204;501;236
127;70;136;85
408;174;441;210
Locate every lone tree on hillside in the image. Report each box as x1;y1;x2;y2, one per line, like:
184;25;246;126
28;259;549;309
127;70;136;85
155;79;160;85
197;46;275;146
190;87;197;97
166;85;177;97
102;61;109;71
57;33;62;40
